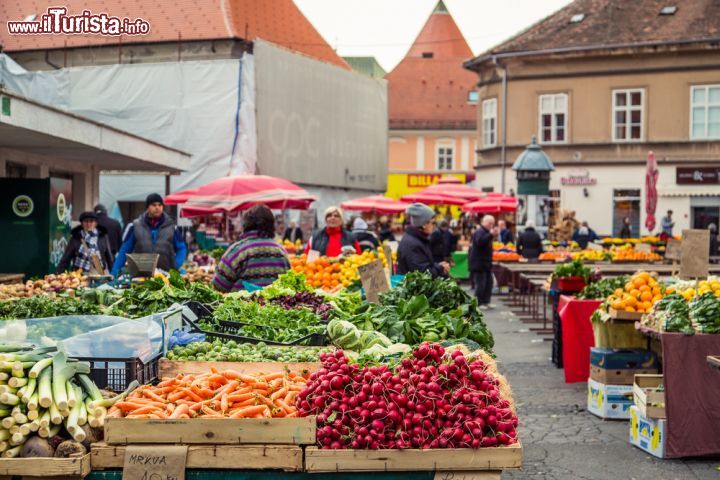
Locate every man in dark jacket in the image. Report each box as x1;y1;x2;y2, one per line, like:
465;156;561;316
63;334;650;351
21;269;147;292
498;220;513;245
469;215;496;308
351;217;380;252
572;221;598;250
57;212;114;273
397;203;449;277
378;215;396;243
111;193;187;276
429;220;455;262
517;220;543;260
282;221;304;244
94;204;123;255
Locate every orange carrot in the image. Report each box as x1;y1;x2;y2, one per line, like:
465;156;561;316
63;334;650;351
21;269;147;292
229;405;268;419
170;404;189;419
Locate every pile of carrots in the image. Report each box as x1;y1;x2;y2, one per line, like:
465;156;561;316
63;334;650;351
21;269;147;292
107;369;308;419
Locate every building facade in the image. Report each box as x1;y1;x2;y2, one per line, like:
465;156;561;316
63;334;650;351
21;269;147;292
385;1;478;200
465;0;720;237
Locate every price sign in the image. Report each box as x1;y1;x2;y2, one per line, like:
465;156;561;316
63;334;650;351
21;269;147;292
358;259;390;303
635;243;652;253
434;472;495;480
680;229;709;279
665;238;681;261
586;242;603;252
123;445;187;480
306;249;320;264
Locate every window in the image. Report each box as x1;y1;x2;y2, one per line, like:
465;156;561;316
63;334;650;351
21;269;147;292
613;189;641;237
570;13;585;23
436;144;454;170
467;91;479;104
690;85;720;140
612;89;644;142
482;98;497;147
659;6;677;15
538;93;568;143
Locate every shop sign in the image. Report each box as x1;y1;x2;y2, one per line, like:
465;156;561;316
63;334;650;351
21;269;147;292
676;167;720;185
56;193;67;222
11;195;34;218
406;174;462;188
561;169;596;186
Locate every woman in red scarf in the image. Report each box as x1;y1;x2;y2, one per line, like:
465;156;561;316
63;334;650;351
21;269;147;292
305;206;360;257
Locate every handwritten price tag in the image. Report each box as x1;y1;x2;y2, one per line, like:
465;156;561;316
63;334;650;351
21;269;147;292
680;229;709;279
306;249;320;264
635;243;652;253
123;445;187;480
358;259;390;303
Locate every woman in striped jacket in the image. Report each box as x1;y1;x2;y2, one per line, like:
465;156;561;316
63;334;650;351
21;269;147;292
212;205;290;292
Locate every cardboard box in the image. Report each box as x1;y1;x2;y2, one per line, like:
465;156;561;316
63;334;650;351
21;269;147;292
633;374;666;419
587;378;633;420
629;405;666;458
590;348;658;370
590;365;658;385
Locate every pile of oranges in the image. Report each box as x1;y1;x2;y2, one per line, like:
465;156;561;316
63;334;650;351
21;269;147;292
608;271;664;313
611;247;662;262
282;239;302;254
493;251;521;262
289;250;379;290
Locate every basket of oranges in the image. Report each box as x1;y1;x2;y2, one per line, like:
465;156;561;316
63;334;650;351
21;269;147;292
607;271;664;320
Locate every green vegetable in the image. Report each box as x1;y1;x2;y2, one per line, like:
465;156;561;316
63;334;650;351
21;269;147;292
577;276;628;300
689;292;720;334
167;341;331;363
553;259;591;281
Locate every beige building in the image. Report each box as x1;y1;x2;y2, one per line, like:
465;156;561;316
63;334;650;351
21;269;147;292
465;0;720;237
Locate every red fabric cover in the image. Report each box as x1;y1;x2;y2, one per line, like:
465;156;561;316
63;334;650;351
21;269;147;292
662;332;720;458
558;295;601;383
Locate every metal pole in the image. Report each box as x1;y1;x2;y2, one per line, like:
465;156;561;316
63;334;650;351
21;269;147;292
500;62;508;194
165;174;171;195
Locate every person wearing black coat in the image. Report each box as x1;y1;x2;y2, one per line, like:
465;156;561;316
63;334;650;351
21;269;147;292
57;212;114;273
468;215;497;308
378;216;396;243
93;204;123;255
351;218;380;252
516;221;544;260
709;223;718;257
397;204;449;278
282;221;304;243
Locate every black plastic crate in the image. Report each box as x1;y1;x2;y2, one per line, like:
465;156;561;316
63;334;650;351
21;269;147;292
182;301;327;346
79;353;160;392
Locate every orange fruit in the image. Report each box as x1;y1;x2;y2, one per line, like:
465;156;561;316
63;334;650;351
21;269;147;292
630;289;641;299
640;291;653;302
611;300;624;310
642;301;653;310
639;285;650;292
633;277;646;288
624;297;637;307
614;288;624;297
625;306;636;312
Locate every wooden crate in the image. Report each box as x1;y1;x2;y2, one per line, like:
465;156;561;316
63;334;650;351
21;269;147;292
105;416;316;445
91;442;303;471
158;358;321;378
633;374;666;419
608;307;644;322
304;444;522;473
592;319;647;349
0;454;90;479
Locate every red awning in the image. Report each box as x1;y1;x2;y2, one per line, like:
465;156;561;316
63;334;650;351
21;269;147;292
421;183;484;200
462;193;518;213
340;195;409;214
179;175;315;215
164;188;199;205
401;191;469;206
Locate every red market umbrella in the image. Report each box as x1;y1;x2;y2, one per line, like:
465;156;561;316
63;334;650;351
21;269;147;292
645;151;659;232
462;193;518;213
180;175;316;214
340;195;409;214
400;191;469;206
421;183;484;201
164;188;199;205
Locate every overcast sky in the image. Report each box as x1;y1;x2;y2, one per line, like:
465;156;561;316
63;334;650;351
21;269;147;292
294;0;572;72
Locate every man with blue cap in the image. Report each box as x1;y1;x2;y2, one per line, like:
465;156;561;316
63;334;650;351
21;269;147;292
396;203;449;278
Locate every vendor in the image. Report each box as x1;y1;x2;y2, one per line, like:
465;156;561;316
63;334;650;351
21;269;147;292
111;193;187;276
397;203;449;277
57;211;114;274
351;217;379;252
517;220;543;260
572;221;599;249
212;204;290;292
305;206;360;257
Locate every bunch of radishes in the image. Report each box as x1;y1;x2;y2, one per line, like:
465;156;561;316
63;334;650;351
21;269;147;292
297;343;518;450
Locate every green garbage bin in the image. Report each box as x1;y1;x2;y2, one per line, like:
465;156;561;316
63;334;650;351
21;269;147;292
450;251;469;280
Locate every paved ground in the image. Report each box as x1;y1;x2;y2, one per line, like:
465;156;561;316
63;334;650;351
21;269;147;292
482;299;720;480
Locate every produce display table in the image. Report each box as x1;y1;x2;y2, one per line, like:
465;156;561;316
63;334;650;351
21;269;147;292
0;273;24;284
637;326;720;458
86;472;503;480
558;295;601;383
450;251;469;280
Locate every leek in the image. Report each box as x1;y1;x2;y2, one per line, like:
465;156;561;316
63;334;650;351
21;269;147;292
0;429;8;441
1;417;14;429
66;380;77;408
39;410;50;429
9;431;26;446
18;423;30;436
37;368;52;409
9;377;28;388
49;402;62;425
27;392;38;411
26;409;38;421
28;358;52;379
0;373;7;381
20;377;36;404
77;374;104;416
0;408;10;417
0;441;6;453
51;352;73;412
11;411;27;425
77;391;88;427
28;419;39;432
65;395;81;435
3;445;21;457
90;380;140;410
0;393;19;406
0;386;17;395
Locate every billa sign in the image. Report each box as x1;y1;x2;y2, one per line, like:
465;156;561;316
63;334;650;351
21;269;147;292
676;167;720;185
406;174;462;188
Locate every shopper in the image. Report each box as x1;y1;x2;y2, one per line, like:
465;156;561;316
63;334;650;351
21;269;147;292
572;221;599;249
212;205;290;292
469;215;497;309
111;193;187;276
378;216;396;243
517;220;544;260
397;203;449;277
93;204;123;255
709;223;718;257
498;220;513;245
305;206;360;257
57;212;114;274
661;210;675;237
351;217;380;252
282;221;304;244
619;217;632;239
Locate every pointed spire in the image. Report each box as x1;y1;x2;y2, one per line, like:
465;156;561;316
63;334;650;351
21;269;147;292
433;0;449;14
